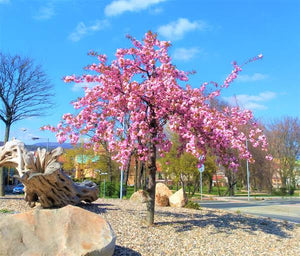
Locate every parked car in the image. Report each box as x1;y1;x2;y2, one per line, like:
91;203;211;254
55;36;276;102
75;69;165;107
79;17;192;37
12;183;24;194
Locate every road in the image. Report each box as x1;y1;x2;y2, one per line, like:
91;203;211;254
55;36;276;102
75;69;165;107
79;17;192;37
197;197;300;224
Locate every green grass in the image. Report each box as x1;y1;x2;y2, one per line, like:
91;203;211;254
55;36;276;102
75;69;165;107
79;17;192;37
98;182;135;199
185;201;202;210
235;210;242;214
95;181;300;200
0;209;14;214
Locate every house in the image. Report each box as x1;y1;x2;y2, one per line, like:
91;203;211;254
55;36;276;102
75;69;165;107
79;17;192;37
74;155;100;179
272;171;282;189
212;171;228;187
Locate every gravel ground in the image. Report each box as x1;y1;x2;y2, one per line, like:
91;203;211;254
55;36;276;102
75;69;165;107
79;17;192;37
1;195;299;256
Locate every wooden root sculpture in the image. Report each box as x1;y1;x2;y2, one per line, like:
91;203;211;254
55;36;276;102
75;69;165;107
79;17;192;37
0;139;99;208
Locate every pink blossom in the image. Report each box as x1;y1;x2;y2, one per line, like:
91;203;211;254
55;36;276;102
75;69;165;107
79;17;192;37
43;31;268;170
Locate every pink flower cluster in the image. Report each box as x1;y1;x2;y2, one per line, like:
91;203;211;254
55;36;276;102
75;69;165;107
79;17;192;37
43;31;270;170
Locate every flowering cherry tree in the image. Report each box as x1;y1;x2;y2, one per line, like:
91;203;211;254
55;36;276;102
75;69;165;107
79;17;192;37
43;31;271;225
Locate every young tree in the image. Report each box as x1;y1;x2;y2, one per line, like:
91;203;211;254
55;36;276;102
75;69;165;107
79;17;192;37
44;31;270;225
159;131;200;195
0;53;54;196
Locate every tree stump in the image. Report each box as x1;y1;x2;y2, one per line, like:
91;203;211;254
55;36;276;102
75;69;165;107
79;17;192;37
0;139;99;208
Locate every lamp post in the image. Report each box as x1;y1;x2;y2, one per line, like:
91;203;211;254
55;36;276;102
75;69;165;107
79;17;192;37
120;118;125;199
100;172;108;198
198;155;205;201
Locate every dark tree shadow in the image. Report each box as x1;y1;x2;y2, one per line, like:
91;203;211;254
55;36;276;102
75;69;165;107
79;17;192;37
155;210;295;238
79;202;120;214
113;245;142;256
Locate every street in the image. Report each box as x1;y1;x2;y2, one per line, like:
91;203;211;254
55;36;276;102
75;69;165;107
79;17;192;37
197;197;300;224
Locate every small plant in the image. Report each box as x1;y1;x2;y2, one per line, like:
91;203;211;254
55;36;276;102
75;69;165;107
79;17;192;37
185;201;201;210
235;210;242;215
254;197;265;201
0;209;14;214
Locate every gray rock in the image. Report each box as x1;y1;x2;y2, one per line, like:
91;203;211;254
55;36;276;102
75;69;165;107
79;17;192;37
155;183;173;207
169;188;188;208
130;190;149;204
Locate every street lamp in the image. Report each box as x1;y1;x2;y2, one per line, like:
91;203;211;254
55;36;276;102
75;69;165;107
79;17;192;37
120;118;125;199
198;155;205;201
198;164;205;201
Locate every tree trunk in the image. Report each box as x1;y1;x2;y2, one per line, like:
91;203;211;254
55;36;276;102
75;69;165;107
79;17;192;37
179;173;185;192
224;169;236;196
0;123;10;196
187;175;191;195
134;155;138;192
138;161;144;190
144;165;147;190
0;168;4;196
122;153;133;197
215;173;221;196
191;175;200;196
146;141;157;226
108;152;113;183
208;177;213;194
4;123;10;143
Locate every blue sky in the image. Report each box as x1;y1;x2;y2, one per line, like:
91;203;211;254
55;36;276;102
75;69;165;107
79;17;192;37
0;0;299;145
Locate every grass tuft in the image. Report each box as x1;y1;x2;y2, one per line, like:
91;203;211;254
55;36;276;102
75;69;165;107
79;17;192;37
185;201;201;210
0;208;14;214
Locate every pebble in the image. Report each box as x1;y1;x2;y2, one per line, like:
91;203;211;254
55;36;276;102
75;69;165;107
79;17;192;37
1;195;299;256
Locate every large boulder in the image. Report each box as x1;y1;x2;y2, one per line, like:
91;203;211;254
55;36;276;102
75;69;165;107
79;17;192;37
169;188;188;208
0;205;116;256
130;190;149;204
155;183;173;207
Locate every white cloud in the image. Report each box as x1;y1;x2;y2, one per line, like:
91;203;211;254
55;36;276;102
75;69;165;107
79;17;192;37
68;20;109;42
105;0;167;16
223;91;276;110
158;18;208;40
173;47;201;61
237;73;268;82
149;7;163;15
33;4;55;20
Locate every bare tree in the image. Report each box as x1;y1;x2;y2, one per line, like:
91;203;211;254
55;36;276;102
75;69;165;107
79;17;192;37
267;117;300;194
0;52;54;195
237;139;274;193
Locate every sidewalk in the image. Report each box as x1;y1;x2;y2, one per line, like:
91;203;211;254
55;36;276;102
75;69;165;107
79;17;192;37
197;197;300;224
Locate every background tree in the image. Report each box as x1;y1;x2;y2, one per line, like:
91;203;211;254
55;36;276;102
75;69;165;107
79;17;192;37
226;121;275;194
63;142;119;181
44;31;270;225
0;53;53;196
267;117;300;194
237;137;274;193
159;132;218;196
202;154;218;194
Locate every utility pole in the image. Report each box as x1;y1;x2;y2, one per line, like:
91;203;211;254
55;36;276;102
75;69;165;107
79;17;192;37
246;139;250;201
